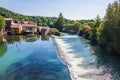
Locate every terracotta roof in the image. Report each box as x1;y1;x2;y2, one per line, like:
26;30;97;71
4;18;13;21
21;21;37;25
28;21;36;25
11;24;21;28
22;24;36;27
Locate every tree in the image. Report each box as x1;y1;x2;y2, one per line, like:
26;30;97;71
0;16;5;32
100;0;120;54
89;15;101;44
0;42;7;57
54;13;65;31
63;22;81;34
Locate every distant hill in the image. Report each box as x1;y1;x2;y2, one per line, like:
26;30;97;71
0;7;59;26
0;7;25;20
0;7;94;26
0;7;21;17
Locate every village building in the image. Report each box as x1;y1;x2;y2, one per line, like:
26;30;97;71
38;26;50;35
21;21;37;34
10;23;23;34
4;18;13;32
4;18;38;35
4;18;59;35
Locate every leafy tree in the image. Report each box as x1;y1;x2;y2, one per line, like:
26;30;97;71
54;13;65;31
96;21;104;44
78;19;95;24
63;22;81;34
79;23;91;38
0;16;5;31
100;0;120;54
89;15;101;44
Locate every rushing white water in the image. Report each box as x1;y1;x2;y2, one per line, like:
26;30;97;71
54;34;113;80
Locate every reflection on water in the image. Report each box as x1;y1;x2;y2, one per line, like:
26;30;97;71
0;42;7;57
0;35;50;57
41;35;50;41
25;35;37;42
56;33;120;80
0;34;50;44
0;35;71;80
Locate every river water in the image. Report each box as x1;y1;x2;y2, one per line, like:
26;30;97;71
55;33;120;80
0;34;120;80
0;35;71;80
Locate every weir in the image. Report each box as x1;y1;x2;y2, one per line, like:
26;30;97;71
54;33;120;80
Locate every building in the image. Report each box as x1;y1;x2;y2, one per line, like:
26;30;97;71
4;18;54;35
4;18;13;32
39;26;50;35
4;18;23;34
22;21;37;34
10;23;23;34
4;18;37;35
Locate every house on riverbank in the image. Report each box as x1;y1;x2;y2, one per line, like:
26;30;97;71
4;18;37;35
10;23;23;34
22;21;37;34
4;18;13;32
4;18;60;35
39;26;50;35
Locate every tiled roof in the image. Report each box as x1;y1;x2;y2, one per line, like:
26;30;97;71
21;21;37;25
11;23;21;28
4;18;13;21
22;24;36;27
28;21;36;25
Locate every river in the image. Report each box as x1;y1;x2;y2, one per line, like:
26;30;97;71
0;34;120;80
0;35;71;80
55;33;120;80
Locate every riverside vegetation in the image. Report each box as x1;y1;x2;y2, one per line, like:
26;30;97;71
0;0;120;55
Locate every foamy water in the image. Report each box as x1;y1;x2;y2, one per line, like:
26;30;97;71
54;35;113;80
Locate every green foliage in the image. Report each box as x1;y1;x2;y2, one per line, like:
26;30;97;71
0;42;7;57
79;1;120;55
79;23;91;38
0;16;5;29
50;28;61;36
54;13;65;31
78;15;102;44
99;1;120;54
96;21;104;44
63;22;81;34
0;7;75;27
89;15;101;44
0;7;57;26
77;19;95;24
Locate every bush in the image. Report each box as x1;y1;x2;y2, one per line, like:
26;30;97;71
50;28;61;36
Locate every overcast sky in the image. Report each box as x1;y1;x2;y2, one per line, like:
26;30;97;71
0;0;115;20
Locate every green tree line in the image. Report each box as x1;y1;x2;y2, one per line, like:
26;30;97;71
0;7;76;26
54;0;120;55
79;0;120;55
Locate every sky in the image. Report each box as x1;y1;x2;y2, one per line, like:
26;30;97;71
0;0;115;20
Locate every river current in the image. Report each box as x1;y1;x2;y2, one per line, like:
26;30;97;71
55;33;120;80
0;34;120;80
